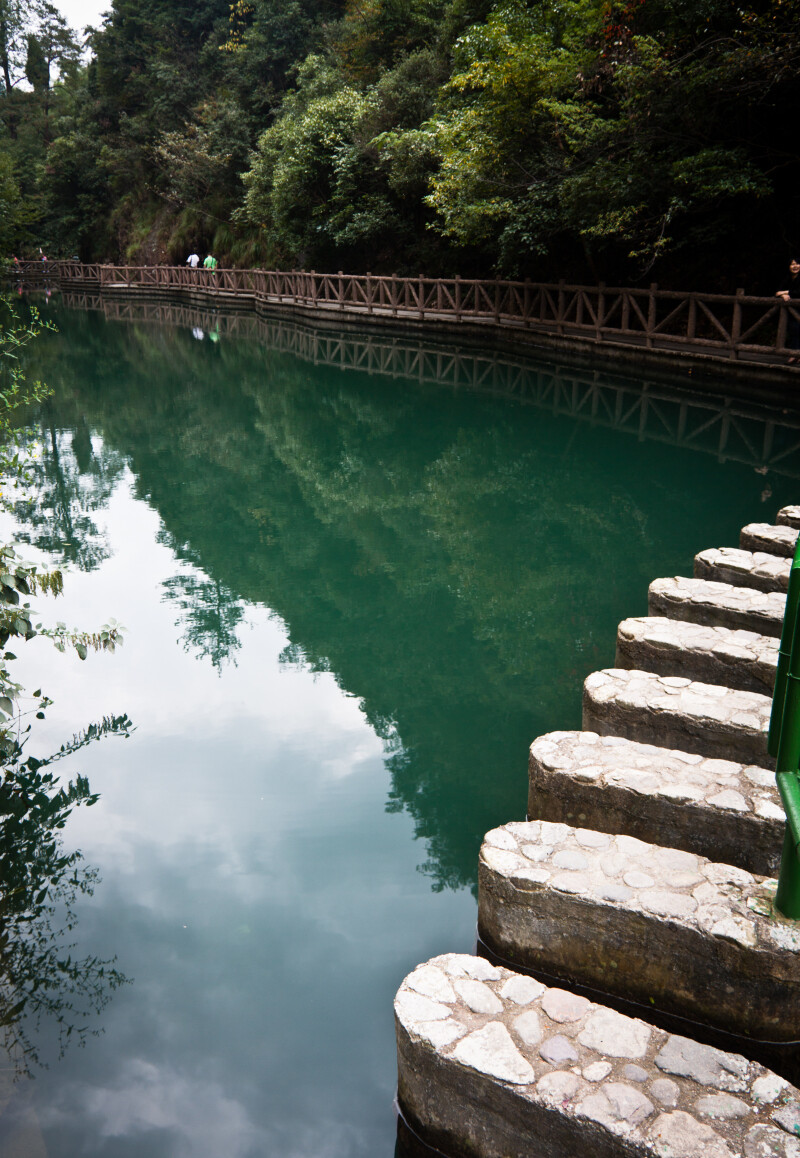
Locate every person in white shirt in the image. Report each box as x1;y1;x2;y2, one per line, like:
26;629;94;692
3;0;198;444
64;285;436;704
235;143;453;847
186;252;200;269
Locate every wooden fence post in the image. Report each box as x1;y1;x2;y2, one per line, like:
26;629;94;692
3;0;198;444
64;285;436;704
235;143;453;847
455;275;461;322
557;279;566;335
646;282;658;348
596;281;605;341
731;287;744;358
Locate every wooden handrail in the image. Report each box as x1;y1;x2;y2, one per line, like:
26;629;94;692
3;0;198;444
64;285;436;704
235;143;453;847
7;261;800;363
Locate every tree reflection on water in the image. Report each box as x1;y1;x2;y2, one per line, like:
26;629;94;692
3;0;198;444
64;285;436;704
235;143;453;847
0;713;132;1081
17;301;800;899
162;570;246;672
9;421;126;573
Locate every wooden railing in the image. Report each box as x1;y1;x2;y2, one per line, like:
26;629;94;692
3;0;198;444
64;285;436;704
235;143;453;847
9;261;800;365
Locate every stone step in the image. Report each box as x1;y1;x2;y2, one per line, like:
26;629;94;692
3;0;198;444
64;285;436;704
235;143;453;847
477;822;800;1044
740;523;798;558
777;506;800;529
648;576;785;638
583;669;772;767
396;951;799;1158
616;616;778;696
528;731;782;878
694;547;790;593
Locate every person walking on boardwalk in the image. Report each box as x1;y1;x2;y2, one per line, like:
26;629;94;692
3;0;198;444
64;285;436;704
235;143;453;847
203;253;218;271
186;251;200;269
777;257;800;364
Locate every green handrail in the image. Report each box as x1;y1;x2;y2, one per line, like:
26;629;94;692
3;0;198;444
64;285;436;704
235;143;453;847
769;536;800;918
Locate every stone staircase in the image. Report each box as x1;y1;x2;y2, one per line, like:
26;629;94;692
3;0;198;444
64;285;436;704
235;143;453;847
694;546;790;592
527;731;783;877
395;507;800;1158
648;576;785;637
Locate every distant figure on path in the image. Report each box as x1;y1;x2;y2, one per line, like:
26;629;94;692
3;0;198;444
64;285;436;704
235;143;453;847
777;257;800;364
203;253;218;271
186;252;200;269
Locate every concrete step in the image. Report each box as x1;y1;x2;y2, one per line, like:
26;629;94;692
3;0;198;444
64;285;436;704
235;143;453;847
583;668;772;766
648;576;785;638
528;731;782;877
397;951;800;1158
615;616;778;696
478;822;800;1044
777;505;800;529
740;523;798;558
694;547;790;593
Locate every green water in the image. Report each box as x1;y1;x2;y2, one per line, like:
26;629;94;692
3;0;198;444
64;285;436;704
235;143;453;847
1;297;797;1156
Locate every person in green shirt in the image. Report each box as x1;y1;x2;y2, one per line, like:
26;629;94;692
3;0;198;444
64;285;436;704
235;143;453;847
203;254;218;271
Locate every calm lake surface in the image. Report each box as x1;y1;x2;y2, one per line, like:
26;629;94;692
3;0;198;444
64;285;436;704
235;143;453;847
1;295;798;1157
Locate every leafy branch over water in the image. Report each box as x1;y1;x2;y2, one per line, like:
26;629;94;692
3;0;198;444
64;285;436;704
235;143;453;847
0;720;132;1073
0;296;131;1076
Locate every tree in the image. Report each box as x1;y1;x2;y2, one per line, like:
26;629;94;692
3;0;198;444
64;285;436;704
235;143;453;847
0;148;26;252
241;56;369;263
425;0;782;278
24;2;80;143
0;0;29;138
241;51;450;270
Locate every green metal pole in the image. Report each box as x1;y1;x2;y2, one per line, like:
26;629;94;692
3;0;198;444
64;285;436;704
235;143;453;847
768;536;800;917
768;553;800;757
773;546;800;916
775;773;800;919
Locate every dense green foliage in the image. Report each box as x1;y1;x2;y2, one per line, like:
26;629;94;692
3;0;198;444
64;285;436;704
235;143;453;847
2;0;800;285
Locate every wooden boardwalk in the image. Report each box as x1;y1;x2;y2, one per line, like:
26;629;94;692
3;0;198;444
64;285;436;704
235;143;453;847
13;260;800;372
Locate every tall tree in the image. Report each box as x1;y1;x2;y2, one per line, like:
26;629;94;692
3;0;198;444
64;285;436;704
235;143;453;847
0;0;29;138
25;3;80;143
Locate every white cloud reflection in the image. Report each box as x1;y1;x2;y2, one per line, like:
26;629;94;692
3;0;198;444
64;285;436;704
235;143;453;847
4;470;476;1157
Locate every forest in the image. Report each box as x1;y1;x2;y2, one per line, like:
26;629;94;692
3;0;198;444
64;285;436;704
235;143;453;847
1;0;799;289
